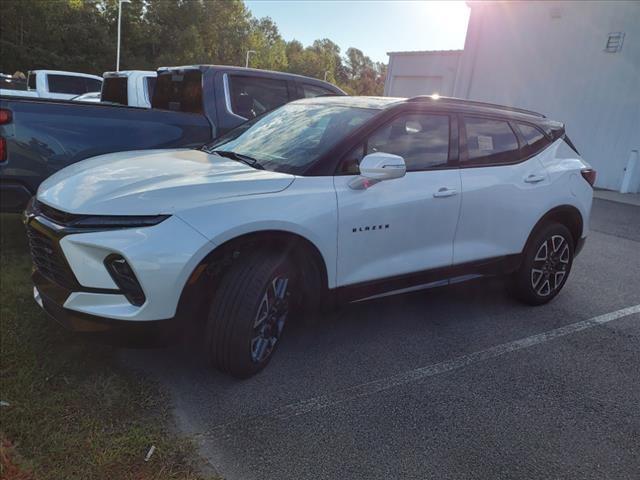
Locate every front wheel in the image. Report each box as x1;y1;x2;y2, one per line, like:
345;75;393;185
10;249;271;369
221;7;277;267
509;223;574;306
204;251;296;378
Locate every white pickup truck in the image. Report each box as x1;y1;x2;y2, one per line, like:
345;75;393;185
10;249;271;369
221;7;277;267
0;70;103;100
99;70;157;108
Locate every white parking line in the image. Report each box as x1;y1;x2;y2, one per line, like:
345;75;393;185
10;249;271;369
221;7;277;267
203;304;640;438
270;304;640;421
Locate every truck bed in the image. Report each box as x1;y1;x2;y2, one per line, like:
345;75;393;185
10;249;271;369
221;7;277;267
0;96;213;212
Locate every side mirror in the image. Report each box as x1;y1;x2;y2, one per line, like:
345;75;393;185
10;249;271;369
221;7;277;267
349;152;406;189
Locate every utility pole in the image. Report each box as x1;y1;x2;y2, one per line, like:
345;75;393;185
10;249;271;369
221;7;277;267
245;50;256;68
116;0;131;71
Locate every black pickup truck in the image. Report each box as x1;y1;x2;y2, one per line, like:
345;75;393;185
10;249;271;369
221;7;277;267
0;65;345;212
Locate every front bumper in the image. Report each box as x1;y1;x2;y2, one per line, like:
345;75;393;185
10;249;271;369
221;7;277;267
25;202;214;344
34;272;179;346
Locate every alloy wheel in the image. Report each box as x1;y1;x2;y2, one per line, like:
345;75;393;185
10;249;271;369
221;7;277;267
530;234;571;297
251;275;290;363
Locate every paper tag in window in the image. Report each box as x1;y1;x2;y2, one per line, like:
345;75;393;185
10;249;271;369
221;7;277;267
477;135;494;151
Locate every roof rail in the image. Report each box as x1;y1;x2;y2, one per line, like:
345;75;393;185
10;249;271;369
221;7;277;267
406;95;546;118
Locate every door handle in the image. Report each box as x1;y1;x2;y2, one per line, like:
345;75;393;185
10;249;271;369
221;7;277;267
524;174;545;184
433;187;458;198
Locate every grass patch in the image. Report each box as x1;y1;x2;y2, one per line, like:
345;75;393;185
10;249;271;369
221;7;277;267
0;214;216;479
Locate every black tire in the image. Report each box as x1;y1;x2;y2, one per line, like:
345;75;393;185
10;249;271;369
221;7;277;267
509;223;574;306
204;251;296;378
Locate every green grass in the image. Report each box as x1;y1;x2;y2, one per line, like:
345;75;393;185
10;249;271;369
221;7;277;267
0;214;216;479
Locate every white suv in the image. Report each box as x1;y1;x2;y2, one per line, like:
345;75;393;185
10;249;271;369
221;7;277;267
25;96;594;378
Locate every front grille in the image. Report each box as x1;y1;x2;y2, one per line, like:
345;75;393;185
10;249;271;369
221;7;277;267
26;224;78;290
36;200;81;226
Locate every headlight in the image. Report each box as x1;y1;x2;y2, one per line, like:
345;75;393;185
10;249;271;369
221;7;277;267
71;215;170;229
35;200;170;229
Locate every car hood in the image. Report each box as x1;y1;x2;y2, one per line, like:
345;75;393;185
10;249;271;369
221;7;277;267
37;149;295;215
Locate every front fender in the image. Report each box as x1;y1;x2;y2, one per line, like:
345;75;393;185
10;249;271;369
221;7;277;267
176;177;339;287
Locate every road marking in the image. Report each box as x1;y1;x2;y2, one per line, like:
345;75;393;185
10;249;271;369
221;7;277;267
273;304;640;419
205;304;640;437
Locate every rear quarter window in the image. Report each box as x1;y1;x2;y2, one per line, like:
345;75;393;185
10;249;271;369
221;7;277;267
152;70;203;113
517;123;551;158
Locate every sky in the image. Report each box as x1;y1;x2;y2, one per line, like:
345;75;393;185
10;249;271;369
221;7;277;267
245;0;471;64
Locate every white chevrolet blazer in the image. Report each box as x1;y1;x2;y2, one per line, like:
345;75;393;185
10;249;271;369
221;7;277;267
26;96;594;378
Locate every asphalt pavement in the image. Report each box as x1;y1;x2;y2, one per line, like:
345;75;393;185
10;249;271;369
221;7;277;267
122;198;640;480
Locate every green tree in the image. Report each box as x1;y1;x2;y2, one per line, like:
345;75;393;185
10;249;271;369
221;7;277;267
0;0;112;75
246;17;287;70
198;0;253;66
343;47;386;95
0;0;387;96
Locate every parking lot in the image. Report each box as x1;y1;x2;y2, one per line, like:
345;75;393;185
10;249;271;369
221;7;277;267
121;197;640;480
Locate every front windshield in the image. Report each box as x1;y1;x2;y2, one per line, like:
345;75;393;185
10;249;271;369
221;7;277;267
204;103;378;174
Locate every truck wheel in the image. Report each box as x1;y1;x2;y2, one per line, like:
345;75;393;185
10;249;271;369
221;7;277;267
204;251;296;378
509;223;574;306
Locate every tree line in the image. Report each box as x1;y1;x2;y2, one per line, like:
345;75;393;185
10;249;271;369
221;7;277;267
0;0;387;95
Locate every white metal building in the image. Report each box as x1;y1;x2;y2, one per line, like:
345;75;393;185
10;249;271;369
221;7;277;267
384;1;640;192
384;50;462;97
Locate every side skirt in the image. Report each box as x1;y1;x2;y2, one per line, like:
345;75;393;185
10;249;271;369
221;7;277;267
334;254;522;304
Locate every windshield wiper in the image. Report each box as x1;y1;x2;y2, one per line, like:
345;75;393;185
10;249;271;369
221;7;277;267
211;150;264;170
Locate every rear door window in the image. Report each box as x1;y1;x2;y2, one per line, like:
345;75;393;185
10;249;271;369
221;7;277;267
228;75;290;119
152;70;203;113
462;117;519;166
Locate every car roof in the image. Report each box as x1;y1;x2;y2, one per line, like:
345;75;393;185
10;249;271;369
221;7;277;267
156;65;346;93
28;70;103;81
292;96;404;109
103;70;156;78
405;95;548;119
295;94;561;129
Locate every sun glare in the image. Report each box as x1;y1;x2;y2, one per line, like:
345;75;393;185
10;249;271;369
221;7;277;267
407;0;470;47
421;0;470;26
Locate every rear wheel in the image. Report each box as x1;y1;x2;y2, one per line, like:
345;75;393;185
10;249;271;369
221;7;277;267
204;251;296;378
509;223;574;305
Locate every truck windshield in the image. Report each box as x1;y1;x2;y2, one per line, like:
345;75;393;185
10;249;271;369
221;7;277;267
204;103;377;174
